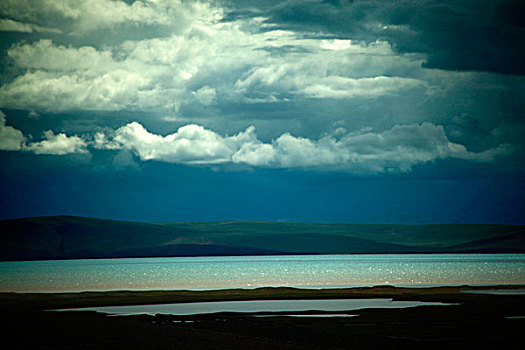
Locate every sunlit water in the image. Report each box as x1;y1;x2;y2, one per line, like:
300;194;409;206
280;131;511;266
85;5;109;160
63;299;450;316
1;254;524;292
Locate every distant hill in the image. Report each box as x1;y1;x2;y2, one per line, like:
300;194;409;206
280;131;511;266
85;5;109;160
0;216;524;261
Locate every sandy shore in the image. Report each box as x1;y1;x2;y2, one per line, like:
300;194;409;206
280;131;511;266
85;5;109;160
2;285;525;349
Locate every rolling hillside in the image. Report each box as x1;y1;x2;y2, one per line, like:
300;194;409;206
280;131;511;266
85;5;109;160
0;216;524;261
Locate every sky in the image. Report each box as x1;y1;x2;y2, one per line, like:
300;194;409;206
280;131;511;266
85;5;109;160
0;0;524;224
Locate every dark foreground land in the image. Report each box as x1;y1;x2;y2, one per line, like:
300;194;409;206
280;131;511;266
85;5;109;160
1;285;525;349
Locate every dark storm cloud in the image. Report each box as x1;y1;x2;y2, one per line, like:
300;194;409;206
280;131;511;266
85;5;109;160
250;0;525;76
390;0;525;75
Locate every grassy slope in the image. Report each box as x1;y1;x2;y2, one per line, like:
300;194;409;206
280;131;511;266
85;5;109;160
157;221;525;248
1;216;524;260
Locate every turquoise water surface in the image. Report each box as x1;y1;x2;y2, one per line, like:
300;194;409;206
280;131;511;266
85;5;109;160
1;254;524;292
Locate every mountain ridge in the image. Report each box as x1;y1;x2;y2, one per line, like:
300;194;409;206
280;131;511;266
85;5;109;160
1;215;524;261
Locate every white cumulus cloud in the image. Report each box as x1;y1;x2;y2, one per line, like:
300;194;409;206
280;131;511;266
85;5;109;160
0;0;213;34
112;122;255;164
0;111;25;151
0;3;426;112
94;121;509;172
0;108;510;171
1;111;88;155
25;130;88;155
8;40;114;71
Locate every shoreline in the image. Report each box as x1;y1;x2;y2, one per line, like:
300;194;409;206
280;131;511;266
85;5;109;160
2;285;525;349
2;251;524;264
3;250;525;263
2;284;524;310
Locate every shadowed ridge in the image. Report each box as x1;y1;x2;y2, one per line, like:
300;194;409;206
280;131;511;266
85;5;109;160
1;216;524;261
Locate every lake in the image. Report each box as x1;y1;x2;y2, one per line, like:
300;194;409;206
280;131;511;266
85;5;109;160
1;254;524;292
62;299;450;316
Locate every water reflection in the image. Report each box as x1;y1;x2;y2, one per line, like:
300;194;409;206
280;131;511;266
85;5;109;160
60;298;451;316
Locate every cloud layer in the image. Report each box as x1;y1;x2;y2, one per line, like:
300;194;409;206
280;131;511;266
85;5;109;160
0;1;522;175
1;111;508;172
0;111;87;155
0;1;426;113
101;120;508;172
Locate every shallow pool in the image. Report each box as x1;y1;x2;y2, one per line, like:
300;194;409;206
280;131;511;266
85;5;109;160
59;298;452;316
